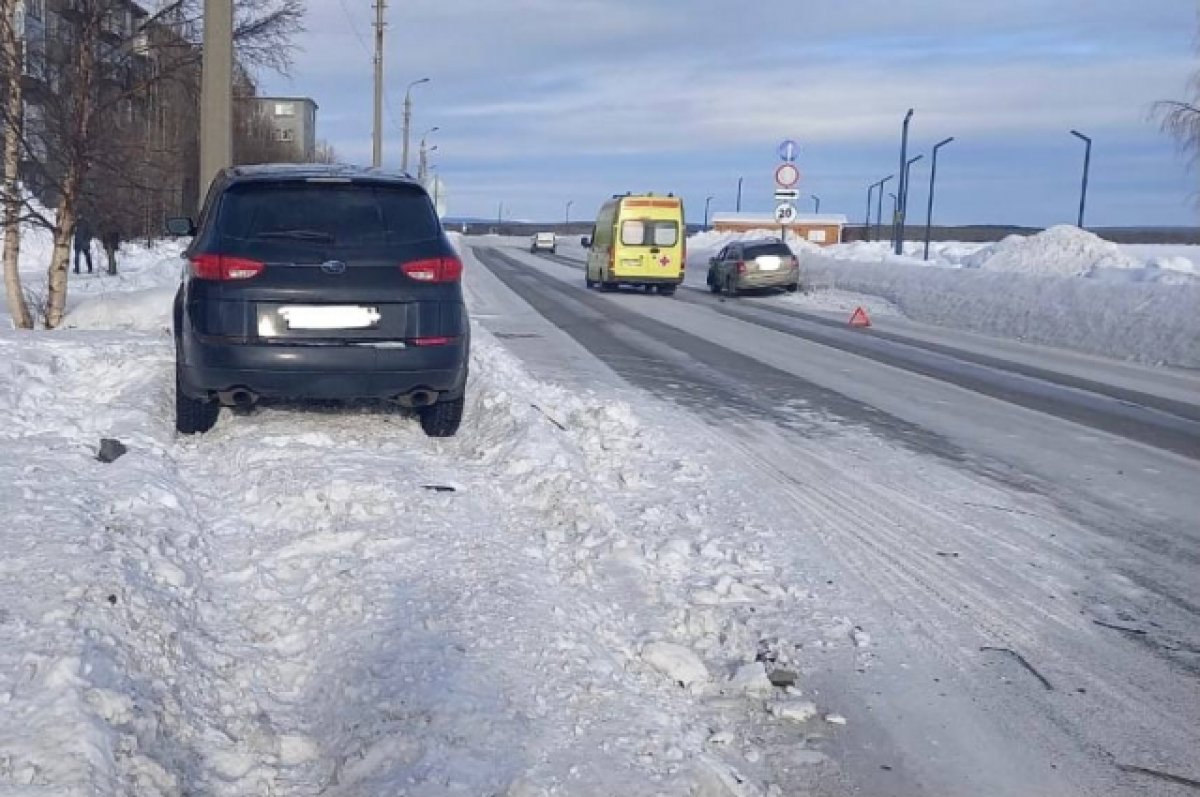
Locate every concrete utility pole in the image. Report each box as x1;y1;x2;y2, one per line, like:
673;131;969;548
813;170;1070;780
735;177;743;212
371;0;386;168
704;195;714;229
401;77;430;174
199;0;233;207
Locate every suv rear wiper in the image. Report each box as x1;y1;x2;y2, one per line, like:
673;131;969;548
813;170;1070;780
253;229;335;242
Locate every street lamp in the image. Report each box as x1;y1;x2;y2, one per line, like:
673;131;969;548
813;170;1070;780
888;192;898;247
875;174;893;243
422;139;441;184
401;77;431;174
923;137;954;260
736;177;743;212
565;199;574;225
811;195;821;214
1070;129;1092;228
868;182;878;241
900;154;923;254
894;108;914;255
417;127;439;182
704;195;715;229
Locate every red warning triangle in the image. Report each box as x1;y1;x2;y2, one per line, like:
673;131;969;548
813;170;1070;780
848;307;871;328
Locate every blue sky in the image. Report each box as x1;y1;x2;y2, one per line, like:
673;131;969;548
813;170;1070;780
260;1;1199;227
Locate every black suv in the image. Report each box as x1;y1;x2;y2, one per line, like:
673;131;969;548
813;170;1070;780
169;165;469;437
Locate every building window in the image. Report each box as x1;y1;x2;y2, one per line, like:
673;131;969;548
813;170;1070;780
274;102;295;117
807;229;827;243
275;128;294;142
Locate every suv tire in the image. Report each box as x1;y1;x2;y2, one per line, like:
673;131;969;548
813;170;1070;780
419;397;464;437
175;364;219;435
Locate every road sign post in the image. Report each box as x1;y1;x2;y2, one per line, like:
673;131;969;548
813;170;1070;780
776;139;801;240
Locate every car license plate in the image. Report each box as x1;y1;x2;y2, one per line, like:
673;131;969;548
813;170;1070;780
756;256;781;271
278;305;381;330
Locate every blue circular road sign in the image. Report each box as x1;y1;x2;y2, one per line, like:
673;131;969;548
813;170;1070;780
777;139;800;162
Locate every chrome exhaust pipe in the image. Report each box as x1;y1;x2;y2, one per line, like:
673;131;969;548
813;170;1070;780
217;388;258;407
396;390;438;408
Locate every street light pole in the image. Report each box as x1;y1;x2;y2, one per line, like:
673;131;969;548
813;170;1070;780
865;184;875;241
1070;129;1092;228
894;108;914;255
565;200;574;225
888;192;898;247
736;177;743;212
924;137;954;260
704;195;714;229
899;153;923;254
401;77;430;174
811;195;821;214
417;127;438;182
875;174;893;243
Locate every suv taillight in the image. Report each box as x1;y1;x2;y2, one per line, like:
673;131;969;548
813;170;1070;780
190;253;265;281
401;256;463;283
736;260;747;274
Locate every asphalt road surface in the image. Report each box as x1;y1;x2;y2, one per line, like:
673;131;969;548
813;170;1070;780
467;239;1200;797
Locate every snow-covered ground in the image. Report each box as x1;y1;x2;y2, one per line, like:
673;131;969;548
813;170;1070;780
0;239;863;796
685;227;1200;367
1;207;186;329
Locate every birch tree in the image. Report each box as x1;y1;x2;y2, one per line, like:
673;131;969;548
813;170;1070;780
0;0;32;328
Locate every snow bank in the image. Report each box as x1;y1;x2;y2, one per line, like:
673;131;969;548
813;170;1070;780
62;286;175;331
803;257;1200;366
688;229;1200;366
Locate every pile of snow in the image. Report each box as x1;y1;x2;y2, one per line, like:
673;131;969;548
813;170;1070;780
966;225;1140;277
62;286;176;331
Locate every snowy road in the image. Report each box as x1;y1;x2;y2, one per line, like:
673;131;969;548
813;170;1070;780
469;240;1200;796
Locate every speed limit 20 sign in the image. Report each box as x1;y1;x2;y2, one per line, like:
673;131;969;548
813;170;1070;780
774;202;797;224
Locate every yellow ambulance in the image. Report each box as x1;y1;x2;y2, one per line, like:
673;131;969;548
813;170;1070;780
582;193;686;295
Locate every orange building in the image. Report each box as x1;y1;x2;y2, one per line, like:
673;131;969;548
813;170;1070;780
710;213;847;246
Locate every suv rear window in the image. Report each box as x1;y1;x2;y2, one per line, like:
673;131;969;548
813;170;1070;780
213;181;440;254
744;243;792;259
621;219;679;247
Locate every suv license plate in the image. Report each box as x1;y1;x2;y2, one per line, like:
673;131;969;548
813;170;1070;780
278;305;381;330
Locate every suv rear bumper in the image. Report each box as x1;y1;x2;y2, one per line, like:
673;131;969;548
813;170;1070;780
735;270;799;290
179;336;469;401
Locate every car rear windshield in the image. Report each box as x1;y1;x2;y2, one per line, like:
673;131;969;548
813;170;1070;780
621;219;679;247
743;243;792;259
213;180;440;254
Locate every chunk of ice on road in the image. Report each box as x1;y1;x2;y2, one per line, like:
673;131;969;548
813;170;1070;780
767;699;818;723
641;641;710;688
727;662;775;696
